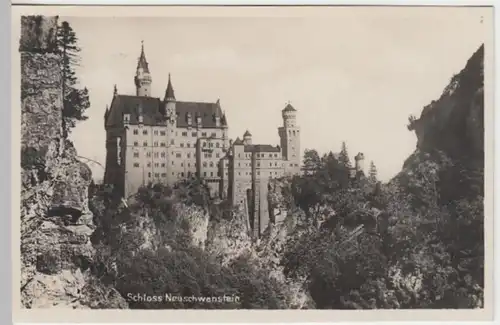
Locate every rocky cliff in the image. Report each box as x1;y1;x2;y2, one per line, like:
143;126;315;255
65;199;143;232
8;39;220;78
20;16;127;309
397;44;484;204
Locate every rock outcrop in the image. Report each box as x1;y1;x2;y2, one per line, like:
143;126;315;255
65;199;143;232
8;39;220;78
20;16;127;309
396;44;484;203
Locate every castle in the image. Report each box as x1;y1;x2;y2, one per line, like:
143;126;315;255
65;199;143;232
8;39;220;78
103;43;304;237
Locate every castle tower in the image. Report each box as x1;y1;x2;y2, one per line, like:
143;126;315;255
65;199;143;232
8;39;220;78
134;41;152;97
278;103;301;174
243;130;252;145
164;73;176;127
355;152;365;172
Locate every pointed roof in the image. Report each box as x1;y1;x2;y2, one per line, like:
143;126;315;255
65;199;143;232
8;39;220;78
233;137;244;145
243;130;252;137
221;112;228;126
165;73;175;100
137;41;150;73
283;103;296;112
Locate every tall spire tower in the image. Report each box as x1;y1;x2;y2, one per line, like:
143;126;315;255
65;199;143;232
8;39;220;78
134;40;152;97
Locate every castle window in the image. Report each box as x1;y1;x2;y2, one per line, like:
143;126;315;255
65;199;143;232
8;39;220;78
187;143;191;148
160;131;166;136
210;172;213;177
194;162;197;167
143;141;148;146
181;172;184;177
133;152;139;158
203;142;207;147
155;163;159;167
134;141;139;146
154;153;159;158
275;162;278;166
238;163;240;167
172;172;174;175
188;171;192;177
182;132;188;136
143;130;148;135
238;172;241;176
133;163;139;167
204;172;207;177
295;164;299;167
210;162;214;167
209;142;213;148
192;132;197;137
270;162;272;167
188;163;190;167
269;154;272;158
146;152;152;158
216;153;220;158
155;173;159;177
161;163;165;167
238;154;241;158
181;163;184;167
187;153;191;158
147;163;151;167
133;129;138;135
176;153;181;158
171;140;175;145
217;171;220;176
257;163;260;167
161;173;166;177
154;141;158;147
148;172;151;177
172;161;175;165
225;172;228;176
154;130;158;136
257;172;260;175
216;142;220;148
160;142;165;147
211;132;216;137
202;132;207;137
203;162;207;167
180;143;184;148
161;152;166;158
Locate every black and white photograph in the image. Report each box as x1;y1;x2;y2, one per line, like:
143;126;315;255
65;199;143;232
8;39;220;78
13;4;493;322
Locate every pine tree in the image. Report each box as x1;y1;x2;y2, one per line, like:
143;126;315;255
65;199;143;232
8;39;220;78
56;21;89;137
338;141;351;168
368;160;378;183
303;149;321;175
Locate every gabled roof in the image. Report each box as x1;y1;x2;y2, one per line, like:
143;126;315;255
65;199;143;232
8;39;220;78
243;130;252;137
105;95;224;128
233;137;244;145
283;103;296;112
244;144;281;153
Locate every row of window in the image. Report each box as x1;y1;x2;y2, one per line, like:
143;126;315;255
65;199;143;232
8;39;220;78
237;153;280;159
145;171;222;178
132;160;220;168
138;169;280;178
132;140;222;148
132;151;222;160
132;129;218;138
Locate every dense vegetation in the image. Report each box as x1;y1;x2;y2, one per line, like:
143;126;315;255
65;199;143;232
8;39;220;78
283;144;483;309
89;180;291;309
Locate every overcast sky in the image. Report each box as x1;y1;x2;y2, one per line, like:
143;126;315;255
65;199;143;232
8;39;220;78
63;7;487;182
